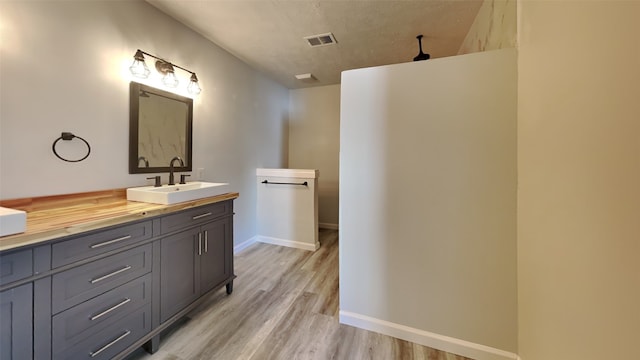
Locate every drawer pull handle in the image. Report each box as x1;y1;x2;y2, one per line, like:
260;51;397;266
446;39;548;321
192;212;212;220
89;330;131;358
90;298;131;321
90;235;132;249
90;265;132;284
204;230;208;253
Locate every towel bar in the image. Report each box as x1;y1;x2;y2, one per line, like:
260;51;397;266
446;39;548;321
261;180;308;186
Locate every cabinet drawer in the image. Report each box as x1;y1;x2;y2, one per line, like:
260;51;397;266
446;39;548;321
52;244;152;314
52;274;151;355
52;220;152;268
0;248;32;286
53;303;151;360
160;201;231;234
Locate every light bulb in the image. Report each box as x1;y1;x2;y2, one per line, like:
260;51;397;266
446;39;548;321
162;72;179;88
130;60;150;78
129;50;150;78
188;73;201;95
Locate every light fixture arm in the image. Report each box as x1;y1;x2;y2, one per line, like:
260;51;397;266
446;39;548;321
135;49;197;77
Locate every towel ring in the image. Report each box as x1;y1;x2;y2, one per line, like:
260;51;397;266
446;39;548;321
52;132;91;162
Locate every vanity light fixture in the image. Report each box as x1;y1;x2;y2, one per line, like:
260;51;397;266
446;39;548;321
129;49;202;95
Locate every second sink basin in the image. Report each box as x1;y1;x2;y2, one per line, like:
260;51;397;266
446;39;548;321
0;207;26;237
127;182;229;205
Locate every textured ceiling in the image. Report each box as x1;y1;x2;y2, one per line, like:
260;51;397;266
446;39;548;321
147;0;482;89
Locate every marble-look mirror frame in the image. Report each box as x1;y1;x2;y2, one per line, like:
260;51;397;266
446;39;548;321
129;82;193;174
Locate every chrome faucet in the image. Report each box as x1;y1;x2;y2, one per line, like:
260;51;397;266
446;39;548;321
168;156;184;185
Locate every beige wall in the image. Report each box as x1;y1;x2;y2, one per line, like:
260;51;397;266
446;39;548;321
340;49;517;359
517;1;640;359
458;0;517;55
0;1;289;244
288;85;340;227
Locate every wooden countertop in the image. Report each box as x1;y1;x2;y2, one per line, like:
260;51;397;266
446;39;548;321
0;189;239;252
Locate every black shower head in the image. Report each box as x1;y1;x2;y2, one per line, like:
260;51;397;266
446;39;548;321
413;35;430;61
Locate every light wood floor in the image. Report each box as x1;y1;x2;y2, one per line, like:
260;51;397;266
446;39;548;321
127;229;472;360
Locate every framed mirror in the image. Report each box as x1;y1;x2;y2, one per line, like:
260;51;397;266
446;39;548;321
129;82;193;174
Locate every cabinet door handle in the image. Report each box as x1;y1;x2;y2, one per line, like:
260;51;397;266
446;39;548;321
90;235;132;249
198;232;202;256
90;265;132;284
192;212;212;220
204;230;208;253
89;330;131;357
90;298;131;321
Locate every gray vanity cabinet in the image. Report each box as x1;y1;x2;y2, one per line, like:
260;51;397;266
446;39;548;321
0;198;235;360
0;283;33;359
159;215;233;323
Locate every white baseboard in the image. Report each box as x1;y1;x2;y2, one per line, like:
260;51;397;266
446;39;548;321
256;235;319;251
234;236;257;254
319;222;339;230
339;311;518;360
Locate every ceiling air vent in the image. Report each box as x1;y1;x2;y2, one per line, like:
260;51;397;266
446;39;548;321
304;32;337;47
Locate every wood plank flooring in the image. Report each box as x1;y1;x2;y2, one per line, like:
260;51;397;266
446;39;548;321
126;229;472;360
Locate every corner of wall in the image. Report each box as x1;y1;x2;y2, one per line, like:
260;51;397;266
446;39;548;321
458;0;517;55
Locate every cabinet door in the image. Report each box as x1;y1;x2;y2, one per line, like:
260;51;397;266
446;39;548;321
160;228;200;323
0;283;33;360
199;217;232;294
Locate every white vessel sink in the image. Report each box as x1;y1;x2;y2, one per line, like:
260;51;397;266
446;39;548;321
127;182;229;205
0;207;27;236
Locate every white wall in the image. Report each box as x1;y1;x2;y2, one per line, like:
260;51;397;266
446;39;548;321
517;1;640;359
340;49;517;359
288;85;340;228
256;169;319;251
0;1;289;244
